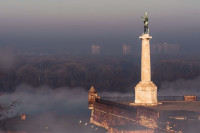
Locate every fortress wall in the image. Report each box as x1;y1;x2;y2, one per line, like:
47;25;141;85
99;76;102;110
90;100;159;131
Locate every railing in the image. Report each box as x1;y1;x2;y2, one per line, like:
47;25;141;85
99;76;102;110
100;96;200;103
101;96;133;102
158;96;184;101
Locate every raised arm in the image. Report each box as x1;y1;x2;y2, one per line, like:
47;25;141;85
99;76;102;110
141;17;145;21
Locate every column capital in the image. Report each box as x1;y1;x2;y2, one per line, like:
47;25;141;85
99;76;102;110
139;34;152;39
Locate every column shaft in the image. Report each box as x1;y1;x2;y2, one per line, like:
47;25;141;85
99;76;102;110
141;37;151;82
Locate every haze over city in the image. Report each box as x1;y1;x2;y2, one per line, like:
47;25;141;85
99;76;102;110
0;0;199;54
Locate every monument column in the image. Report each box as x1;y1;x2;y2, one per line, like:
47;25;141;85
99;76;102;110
133;12;157;106
140;34;152;82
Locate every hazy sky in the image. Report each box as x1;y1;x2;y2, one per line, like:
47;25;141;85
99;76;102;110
0;0;199;53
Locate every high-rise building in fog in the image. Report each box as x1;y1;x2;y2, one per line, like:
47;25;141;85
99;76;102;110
151;42;180;54
123;44;131;55
91;45;100;55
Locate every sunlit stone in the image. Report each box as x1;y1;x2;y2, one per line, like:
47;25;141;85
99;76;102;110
133;34;158;106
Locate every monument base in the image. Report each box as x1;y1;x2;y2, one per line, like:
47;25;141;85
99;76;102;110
134;81;158;106
129;102;160;106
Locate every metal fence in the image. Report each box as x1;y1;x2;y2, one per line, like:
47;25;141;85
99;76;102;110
157;96;184;101
101;96;133;102
100;96;200;102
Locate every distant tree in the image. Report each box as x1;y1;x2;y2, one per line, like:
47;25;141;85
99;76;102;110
16;65;40;86
0;99;21;119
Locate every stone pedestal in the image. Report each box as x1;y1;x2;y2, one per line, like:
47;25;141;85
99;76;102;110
134;34;157;106
134;81;157;105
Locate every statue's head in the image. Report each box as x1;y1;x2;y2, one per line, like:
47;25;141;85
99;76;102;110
145;12;148;17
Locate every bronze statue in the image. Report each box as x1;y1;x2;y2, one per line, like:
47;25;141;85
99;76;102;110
141;12;149;34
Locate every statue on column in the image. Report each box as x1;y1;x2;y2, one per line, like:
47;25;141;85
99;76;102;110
141;12;149;34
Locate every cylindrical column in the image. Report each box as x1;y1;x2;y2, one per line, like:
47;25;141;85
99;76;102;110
140;34;152;82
